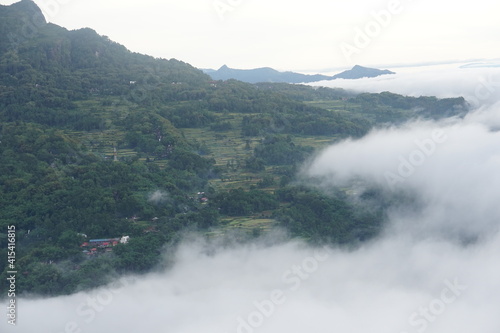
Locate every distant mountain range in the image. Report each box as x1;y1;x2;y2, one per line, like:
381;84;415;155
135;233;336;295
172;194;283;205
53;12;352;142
202;65;395;84
332;65;395;80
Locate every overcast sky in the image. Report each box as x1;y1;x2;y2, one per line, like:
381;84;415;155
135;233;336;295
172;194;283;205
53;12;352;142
1;0;499;71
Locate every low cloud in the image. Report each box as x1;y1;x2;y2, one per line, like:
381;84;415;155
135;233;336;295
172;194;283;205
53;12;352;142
306;103;500;241
148;190;169;205
3;231;500;332
310;64;500;107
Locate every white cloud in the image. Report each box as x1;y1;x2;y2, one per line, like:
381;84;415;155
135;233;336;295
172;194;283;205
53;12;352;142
306;67;500;243
306;110;500;240
3;230;500;332
310;64;500;107
148;190;169;204
311;63;500;107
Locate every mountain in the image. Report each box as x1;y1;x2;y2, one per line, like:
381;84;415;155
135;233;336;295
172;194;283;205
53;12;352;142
203;64;395;83
0;0;210;111
0;0;47;53
331;65;395;80
204;65;332;84
0;1;467;297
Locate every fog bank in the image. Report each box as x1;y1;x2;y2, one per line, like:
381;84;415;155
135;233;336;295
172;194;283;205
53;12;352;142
310;64;500;107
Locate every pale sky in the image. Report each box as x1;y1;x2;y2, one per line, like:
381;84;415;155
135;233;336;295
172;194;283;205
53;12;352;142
2;0;500;72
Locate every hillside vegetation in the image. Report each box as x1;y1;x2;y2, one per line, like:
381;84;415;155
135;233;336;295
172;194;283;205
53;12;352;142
0;1;469;296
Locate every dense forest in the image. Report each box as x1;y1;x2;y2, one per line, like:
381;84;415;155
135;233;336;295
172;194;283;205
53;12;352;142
0;1;469;296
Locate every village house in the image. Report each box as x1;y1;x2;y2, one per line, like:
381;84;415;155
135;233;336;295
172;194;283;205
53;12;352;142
80;236;130;255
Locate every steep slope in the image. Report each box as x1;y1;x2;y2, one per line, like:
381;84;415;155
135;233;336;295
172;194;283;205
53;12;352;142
0;0;46;53
0;2;210;113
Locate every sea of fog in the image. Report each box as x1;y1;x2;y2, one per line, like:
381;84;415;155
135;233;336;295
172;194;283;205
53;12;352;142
3;63;500;333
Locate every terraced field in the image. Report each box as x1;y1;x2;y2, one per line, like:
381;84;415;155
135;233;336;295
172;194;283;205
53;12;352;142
61;100;351;234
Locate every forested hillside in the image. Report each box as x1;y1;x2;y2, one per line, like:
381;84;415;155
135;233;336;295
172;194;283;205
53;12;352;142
0;1;469;296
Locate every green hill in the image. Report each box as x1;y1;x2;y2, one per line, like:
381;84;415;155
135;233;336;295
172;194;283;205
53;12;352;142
0;1;469;297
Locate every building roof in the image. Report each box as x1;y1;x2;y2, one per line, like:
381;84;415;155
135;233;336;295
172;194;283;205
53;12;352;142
89;238;120;243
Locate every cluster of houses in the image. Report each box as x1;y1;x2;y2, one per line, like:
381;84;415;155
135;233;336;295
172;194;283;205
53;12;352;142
81;236;130;255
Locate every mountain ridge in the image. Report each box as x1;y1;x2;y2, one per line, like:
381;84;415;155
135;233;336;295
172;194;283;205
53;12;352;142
203;64;395;84
332;65;395;80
